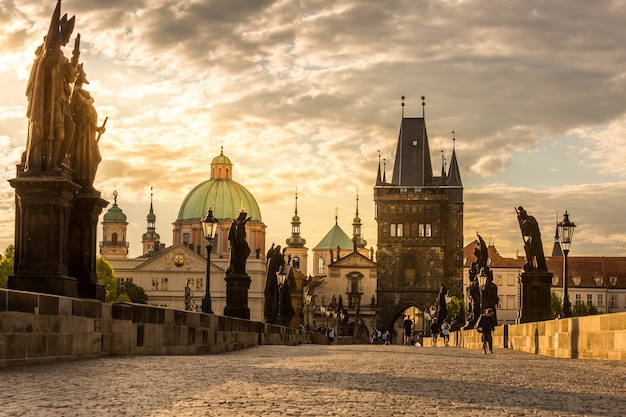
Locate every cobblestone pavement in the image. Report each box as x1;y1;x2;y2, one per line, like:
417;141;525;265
1;344;625;416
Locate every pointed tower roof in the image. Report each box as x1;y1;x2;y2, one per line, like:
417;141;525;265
352;192;367;250
142;187;160;243
447;135;462;187
551;217;564;256
376;151;384;186
391;97;434;186
286;189;306;248
313;210;354;250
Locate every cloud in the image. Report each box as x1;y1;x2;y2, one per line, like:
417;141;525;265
1;0;626;260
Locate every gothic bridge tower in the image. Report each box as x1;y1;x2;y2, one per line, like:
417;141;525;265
374;97;463;331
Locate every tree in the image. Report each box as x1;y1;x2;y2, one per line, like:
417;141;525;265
120;280;148;304
446;296;463;323
0;245;15;289
572;302;600;317
550;291;562;318
96;257;130;303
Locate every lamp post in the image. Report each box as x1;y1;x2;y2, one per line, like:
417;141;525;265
276;265;287;326
201;208;218;314
558;211;576;318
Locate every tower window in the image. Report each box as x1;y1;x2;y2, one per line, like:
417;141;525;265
112;233;118;243
183;233;190;245
293;257;300;269
391;224;403;237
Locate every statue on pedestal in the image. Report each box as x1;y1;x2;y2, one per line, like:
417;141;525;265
227;211;251;275
516;206;547;271
25;1;77;173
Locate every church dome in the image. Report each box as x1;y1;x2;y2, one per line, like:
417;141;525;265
211;153;232;165
177;179;262;222
177;148;262;223
103;192;127;223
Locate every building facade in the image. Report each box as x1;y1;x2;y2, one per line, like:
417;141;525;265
100;149;267;321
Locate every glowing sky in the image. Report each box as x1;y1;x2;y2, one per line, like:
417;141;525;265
1;0;625;262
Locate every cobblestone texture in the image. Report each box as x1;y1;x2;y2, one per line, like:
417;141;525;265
0;344;624;416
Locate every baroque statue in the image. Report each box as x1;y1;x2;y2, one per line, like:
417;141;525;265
23;1;105;184
227;211;251;275
516;206;547;271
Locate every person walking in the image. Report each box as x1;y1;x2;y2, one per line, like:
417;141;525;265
440;319;451;347
402;315;413;346
430;319;439;347
476;308;495;354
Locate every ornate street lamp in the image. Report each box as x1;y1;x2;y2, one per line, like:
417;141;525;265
276;265;287;326
201;208;218;314
558;211;576;317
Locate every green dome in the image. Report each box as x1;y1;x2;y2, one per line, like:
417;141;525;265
211;153;232;165
103;203;127;223
177;178;262;222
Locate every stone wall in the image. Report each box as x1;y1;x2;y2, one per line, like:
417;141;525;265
0;288;313;368
456;312;626;360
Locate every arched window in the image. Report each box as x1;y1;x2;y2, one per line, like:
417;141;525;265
183;233;191;245
293;257;300;269
318;257;326;275
112;233;118;243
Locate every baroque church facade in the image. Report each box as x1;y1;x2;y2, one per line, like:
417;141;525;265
99;149;268;321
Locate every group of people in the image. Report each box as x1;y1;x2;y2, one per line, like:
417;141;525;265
428;318;452;347
370;309;495;354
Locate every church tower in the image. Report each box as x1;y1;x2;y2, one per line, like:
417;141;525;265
284;190;308;274
374;97;464;330
99;191;129;258
352;192;368;253
141;187;161;255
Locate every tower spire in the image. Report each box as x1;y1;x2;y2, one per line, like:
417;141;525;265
286;187;306;248
376;150;383;185
142;186;160;254
352;190;366;251
382;158;387;183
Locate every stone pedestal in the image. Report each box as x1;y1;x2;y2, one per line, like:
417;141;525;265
68;189;108;301
517;270;553;323
8;172;81;298
224;272;251;320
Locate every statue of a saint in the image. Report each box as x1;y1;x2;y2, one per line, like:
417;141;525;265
516;206;547;271
481;271;499;325
24;2;78;172
227;211;251;275
70;60;105;187
264;245;283;323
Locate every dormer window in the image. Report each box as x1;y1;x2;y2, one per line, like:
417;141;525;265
594;277;603;286
572;276;581;286
610;276;618;286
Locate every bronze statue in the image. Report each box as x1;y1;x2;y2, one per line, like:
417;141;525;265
227;211;251;275
264;244;283;323
25;1;78;172
481;271;499;325
516;206;547;271
70;54;105;187
464;233;488;329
